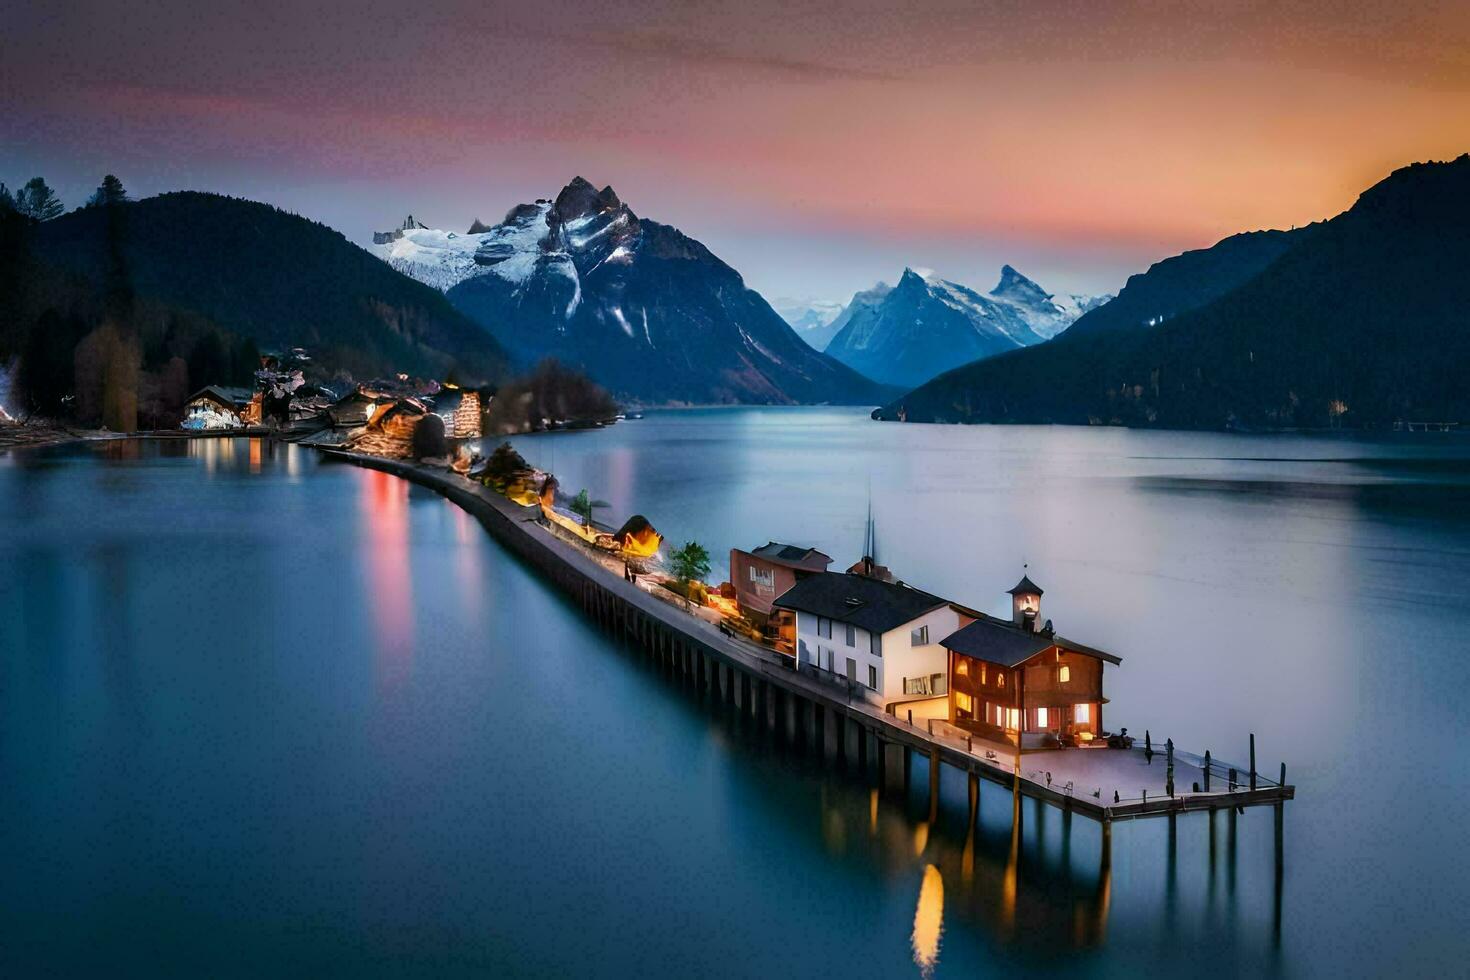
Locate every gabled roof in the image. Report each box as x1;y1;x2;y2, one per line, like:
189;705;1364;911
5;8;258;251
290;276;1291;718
185;385;247;410
940;616;1053;667
1008;574;1043;596
772;572;948;634
748;541;833;572
940;614;1121;667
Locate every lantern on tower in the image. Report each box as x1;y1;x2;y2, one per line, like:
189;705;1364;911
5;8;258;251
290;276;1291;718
1008;572;1044;632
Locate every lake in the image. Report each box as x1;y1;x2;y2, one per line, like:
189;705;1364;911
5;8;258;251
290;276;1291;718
3;409;1468;977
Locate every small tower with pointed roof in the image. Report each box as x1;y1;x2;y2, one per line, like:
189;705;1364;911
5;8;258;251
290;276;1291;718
1008;569;1044;631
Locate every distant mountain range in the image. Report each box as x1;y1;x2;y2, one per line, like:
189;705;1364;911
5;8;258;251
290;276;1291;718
372;178;887;406
7;192;509;384
773;298;847;350
875;156;1470;429
822;266;1108;388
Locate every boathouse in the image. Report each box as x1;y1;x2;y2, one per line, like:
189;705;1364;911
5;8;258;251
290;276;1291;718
772;572;964;712
941;574;1120;749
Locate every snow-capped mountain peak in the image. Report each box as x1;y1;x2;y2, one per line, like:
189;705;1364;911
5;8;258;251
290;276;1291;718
824;265;1112;387
369;177;883;405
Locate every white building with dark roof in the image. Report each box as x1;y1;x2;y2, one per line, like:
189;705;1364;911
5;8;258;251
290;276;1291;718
772;571;965;710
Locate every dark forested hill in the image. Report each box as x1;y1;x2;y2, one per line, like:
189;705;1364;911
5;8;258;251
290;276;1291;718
23;192;509;381
876;156;1470;429
1058;227;1309;341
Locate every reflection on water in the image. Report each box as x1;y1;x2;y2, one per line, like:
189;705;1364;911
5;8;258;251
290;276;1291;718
361;467;414;691
911;864;944;978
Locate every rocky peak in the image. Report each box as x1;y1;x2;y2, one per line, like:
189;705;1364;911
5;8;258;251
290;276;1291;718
467;217;491;234
552;176;606;224
991;264;1052;305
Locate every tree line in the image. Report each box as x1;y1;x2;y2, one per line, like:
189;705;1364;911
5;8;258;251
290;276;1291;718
2;173;259;430
0;174;129;221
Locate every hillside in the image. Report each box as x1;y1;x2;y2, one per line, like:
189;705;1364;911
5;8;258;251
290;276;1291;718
876;156;1470;429
24;193;509;383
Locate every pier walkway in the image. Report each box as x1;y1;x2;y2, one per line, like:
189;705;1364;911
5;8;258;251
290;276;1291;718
323;449;1294;824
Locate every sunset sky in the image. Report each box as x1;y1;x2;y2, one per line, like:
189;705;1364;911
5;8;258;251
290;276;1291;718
6;0;1469;303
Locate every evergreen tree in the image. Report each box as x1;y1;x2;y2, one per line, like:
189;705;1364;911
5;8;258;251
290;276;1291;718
188;329;230;387
88;174;128;207
669;541;711;610
0;183;14;213
15;177;63;221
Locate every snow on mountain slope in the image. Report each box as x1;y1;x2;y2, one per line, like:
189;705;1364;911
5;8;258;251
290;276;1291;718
824;267;1109;388
369;215;493;293
988;264;1110;340
773;298;847;350
370;177;885;405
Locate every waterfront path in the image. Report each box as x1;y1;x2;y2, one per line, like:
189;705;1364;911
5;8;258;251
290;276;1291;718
323;449;1294;823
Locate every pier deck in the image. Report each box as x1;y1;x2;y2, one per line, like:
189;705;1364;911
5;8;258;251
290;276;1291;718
324;449;1294;823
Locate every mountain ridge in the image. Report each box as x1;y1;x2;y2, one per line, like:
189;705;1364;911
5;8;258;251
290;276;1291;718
823;266;1107;388
373;177;888;406
875;155;1470;429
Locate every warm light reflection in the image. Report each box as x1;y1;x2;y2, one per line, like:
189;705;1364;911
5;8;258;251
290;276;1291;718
249;438;262;474
869;788;879;836
361;468;414;690
912;820;929;857
452;505;486;629
911;864;944;979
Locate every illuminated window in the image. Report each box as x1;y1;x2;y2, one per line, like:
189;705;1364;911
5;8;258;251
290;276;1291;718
1007;708;1021;731
997;673;1005;688
955;692;973;715
955;659;969;677
1036;707;1049;728
980;664;987;684
1059;665;1070;683
1075;703;1090;724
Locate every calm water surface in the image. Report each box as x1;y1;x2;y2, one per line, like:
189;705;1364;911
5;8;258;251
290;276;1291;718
3;410;1469;977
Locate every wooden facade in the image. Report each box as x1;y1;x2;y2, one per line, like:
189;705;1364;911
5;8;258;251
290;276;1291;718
943;575;1117;749
948;644;1107;744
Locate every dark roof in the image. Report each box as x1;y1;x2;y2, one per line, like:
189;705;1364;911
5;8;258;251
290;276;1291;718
940;617;1053;667
1007;574;1044;596
940;615;1122;666
185;385;246;410
749;541;833;571
772;572;948;634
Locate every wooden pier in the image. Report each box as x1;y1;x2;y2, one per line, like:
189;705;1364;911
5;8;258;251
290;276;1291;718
323;449;1295;828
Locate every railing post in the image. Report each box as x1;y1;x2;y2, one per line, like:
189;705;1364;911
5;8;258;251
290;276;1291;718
1249;733;1257;791
1166;738;1175;797
1204;749;1212;791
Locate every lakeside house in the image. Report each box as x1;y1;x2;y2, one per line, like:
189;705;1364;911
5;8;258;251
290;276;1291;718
942;575;1120;748
730;542;833;651
772;570;968;713
181;385;252;430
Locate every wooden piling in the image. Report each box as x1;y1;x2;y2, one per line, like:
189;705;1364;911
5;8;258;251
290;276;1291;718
928;749;941;824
